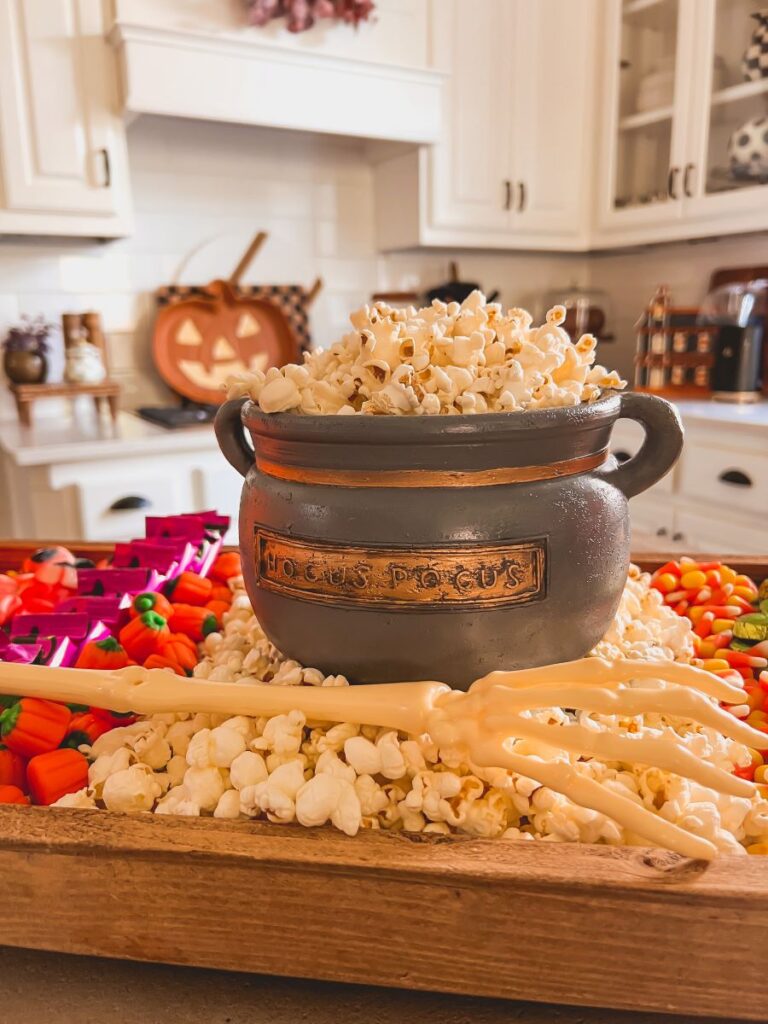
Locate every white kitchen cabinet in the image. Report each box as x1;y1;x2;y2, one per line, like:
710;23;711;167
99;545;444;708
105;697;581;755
0;0;132;237
426;0;515;234
108;0;443;147
610;402;768;555
374;0;597;251
0;414;239;543
594;0;768;247
674;507;766;554
510;0;597;241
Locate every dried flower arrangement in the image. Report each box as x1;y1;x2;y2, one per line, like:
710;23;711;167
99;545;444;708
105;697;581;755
1;316;51;355
244;0;375;33
1;317;52;385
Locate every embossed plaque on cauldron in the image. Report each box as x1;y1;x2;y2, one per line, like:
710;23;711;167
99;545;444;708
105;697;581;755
255;527;546;612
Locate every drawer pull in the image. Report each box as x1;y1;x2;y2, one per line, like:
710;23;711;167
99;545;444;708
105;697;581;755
109;495;152;511
613;449;631;464
672;531;684;542
718;469;752;488
656;527;668;537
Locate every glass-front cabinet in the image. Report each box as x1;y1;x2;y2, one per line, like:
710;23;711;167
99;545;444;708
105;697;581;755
686;0;768;215
603;0;692;226
597;0;768;243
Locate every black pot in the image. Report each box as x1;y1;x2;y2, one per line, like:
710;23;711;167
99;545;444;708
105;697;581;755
3;349;47;384
216;392;683;688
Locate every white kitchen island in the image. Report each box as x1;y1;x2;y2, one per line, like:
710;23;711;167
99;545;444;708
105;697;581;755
0;410;241;543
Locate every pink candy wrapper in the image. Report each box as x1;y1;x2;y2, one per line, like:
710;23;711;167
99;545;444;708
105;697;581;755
112;539;196;575
55;596;128;625
0;633;41;664
146;512;230;539
10;613;90;641
77;567;153;596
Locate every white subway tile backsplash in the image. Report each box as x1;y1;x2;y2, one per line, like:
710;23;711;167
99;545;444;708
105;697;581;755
0;112;765;426
59;253;134;294
0;294;19;331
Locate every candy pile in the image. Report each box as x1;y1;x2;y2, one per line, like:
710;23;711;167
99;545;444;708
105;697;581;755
226;290;626;416
0;513;240;806
650;558;768;785
52;565;768;856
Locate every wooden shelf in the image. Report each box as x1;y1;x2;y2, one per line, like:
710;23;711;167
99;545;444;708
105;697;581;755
622;0;675;31
619;106;674;131
711;78;768;109
9;380;120;428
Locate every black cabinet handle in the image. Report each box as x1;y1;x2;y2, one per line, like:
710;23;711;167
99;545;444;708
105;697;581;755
672;531;684;542
718;469;752;488
613;449;631;464
656;527;668;537
99;147;111;188
667;166;680;199
517;181;526;212
683;162;695;198
109;495;152;511
503;179;512;211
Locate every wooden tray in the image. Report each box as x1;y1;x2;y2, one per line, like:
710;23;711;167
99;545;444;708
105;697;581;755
0;544;766;1021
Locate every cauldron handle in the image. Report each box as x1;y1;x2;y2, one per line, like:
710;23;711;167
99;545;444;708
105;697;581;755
215;398;254;478
598;392;683;499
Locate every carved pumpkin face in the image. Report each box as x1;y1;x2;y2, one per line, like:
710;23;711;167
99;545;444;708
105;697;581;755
153;280;299;405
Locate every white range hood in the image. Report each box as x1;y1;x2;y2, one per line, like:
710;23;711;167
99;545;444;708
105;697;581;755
108;6;444;145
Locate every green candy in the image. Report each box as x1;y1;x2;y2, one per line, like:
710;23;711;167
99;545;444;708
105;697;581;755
733;612;768;642
729;639;755;652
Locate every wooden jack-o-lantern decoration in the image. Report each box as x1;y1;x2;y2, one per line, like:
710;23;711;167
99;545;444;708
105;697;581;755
152;233;322;406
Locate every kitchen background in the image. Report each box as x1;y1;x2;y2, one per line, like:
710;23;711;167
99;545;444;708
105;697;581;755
0;0;767;552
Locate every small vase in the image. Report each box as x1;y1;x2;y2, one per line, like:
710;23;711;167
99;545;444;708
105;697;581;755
743;9;768;81
3;349;47;384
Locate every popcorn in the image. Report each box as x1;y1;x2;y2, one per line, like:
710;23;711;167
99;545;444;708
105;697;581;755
102;764;163;813
52;787;97;810
229;750;268;790
185;725;246;770
295;773;343;828
214;789;241;820
376;732;407;780
343;735;381;776
88;747;134;797
183;766;226;811
156;785;201;817
166;754;187;787
227;292;625;416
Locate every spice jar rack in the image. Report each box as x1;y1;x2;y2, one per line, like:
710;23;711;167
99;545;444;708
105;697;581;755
633;286;714;398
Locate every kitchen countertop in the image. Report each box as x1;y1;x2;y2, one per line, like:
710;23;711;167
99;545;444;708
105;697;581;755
0;410;222;466
0;399;766;467
673;398;768;428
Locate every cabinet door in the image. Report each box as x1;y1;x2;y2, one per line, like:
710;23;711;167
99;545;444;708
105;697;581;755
628;493;674;552
595;0;695;240
426;0;514;232
511;0;595;241
0;0;130;222
674;508;766;555
681;0;768;229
